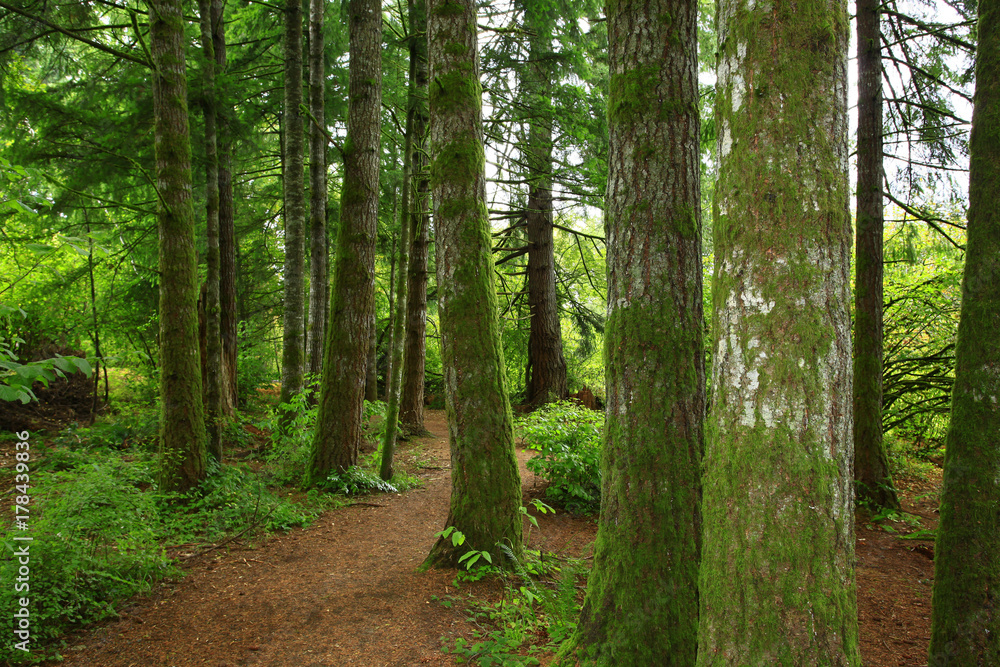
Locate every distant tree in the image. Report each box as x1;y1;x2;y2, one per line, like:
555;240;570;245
399;0;430;434
213;0;239;416
278;0;306;421
422;0;523;568
520;0;567;407
305;0;327;377
307;0;381;482
149;0;207;492
559;0;703;662
854;0;899;509
929;0;1000;660
696;0;860;661
196;0;223;460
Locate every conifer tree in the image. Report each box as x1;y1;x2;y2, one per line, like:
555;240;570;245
697;0;860;661
929;0;1000;660
422;0;523;568
560;0;704;661
149;0;208;492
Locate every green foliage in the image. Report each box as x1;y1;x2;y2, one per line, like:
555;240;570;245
237;330;277;407
0;454;173;663
0;304;93;403
321;465;399;495
437;550;587;667
518;401;602;513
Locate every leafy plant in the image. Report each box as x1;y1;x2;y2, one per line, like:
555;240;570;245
0;304;92;403
322;465;399;495
518;401;603;512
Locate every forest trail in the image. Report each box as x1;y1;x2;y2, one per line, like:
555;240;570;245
42;411;595;667
35;408;940;667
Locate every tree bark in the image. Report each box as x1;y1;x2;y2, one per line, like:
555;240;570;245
197;0;223;461
306;0;327;378
697;0;860;662
929;0;1000;660
307;0;381;483
278;0;306;421
149;0;208;493
421;0;523;570
854;0;899;510
522;0;567;407
399;0;430;434
212;0;238;415
562;0;703;662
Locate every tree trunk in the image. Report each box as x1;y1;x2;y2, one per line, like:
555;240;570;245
149;0;208;493
422;0;523;570
306;0;327;378
366;310;378;401
562;0;703;662
307;0;381;483
278;0;306;420
854;0;899;510
399;0;430;433
697;0;860;662
212;0;238;415
929;0;1000;660
522;0;567;407
379;124;413;481
197;0;223;461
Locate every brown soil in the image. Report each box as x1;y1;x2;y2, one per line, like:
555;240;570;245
29;410;937;667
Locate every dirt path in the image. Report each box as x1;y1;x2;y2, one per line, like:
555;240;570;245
44;411;594;667
37;409;937;667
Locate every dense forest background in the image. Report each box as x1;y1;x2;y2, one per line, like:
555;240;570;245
0;0;992;663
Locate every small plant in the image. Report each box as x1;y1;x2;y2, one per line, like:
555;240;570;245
519;401;603;513
322;465;398;495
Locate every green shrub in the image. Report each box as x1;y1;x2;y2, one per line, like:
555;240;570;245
518;401;603;513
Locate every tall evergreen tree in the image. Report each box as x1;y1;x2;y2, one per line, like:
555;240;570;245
197;0;223;460
854;0;900;510
422;0;523;569
929;0;1000;660
560;0;703;661
212;0;239;415
278;0;306;418
521;0;567;407
696;0;860;661
399;0;430;434
306;0;327;377
149;0;208;492
307;0;381;482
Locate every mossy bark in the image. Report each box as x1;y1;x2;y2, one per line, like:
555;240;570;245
929;0;1000;661
212;0;238;416
422;0;523;569
307;0;381;484
149;0;208;493
562;0;704;663
306;0;328;378
278;0;306;420
697;0;860;662
522;0;567;407
854;0;899;511
400;0;430;434
197;0;223;461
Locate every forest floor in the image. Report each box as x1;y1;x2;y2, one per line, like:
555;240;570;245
34;409;939;667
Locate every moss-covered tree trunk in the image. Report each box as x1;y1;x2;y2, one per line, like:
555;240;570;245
561;0;703;662
306;0;327;378
522;0;567;408
197;0;223;461
278;0;306;419
213;0;238;415
422;0;523;569
307;0;381;484
929;0;1000;660
696;0;860;662
854;0;899;510
399;0;430;435
150;0;208;493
